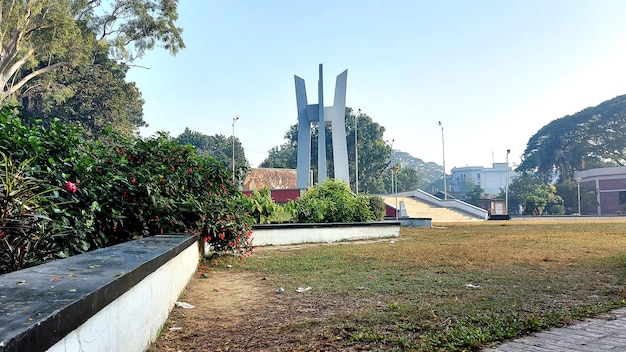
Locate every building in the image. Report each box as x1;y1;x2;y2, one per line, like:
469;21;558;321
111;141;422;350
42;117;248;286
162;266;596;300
574;166;626;215
448;162;518;197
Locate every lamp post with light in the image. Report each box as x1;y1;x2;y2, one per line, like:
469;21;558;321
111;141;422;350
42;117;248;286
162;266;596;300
438;121;447;200
232;117;239;184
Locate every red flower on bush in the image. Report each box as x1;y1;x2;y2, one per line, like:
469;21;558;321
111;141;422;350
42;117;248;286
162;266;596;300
65;181;77;194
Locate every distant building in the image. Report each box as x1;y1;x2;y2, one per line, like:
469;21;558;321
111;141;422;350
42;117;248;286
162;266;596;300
574;166;626;215
448;162;518;198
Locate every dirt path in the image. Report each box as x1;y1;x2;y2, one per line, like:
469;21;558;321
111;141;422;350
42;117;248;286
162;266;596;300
147;269;345;351
148;240;398;351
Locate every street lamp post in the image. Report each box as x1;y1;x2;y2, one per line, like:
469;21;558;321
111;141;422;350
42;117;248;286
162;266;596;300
576;178;581;216
355;109;360;195
389;139;395;195
438;121;447;200
392;165;400;220
232;117;239;184
505;149;510;215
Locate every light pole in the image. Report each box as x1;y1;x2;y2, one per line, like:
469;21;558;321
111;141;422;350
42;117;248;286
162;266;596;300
389;139;395;194
392;165;400;220
355;109;360;195
576;177;581;216
438;121;447;200
232;117;239;184
505;149;510;215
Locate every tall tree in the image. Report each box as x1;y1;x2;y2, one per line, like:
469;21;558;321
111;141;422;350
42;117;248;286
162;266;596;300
175;127;248;176
518;95;626;182
504;175;562;215
0;0;184;102
20;51;145;138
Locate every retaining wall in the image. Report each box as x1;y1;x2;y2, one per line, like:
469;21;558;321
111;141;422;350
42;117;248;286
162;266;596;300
251;221;401;246
0;235;198;352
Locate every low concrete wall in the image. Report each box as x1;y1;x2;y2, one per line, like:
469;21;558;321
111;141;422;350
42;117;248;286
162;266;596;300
252;221;401;246
0;235;198;352
398;217;432;227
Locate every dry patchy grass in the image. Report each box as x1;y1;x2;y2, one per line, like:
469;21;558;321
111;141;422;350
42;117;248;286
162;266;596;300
151;219;626;351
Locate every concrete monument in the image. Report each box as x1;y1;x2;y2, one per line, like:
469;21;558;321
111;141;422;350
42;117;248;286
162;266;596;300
294;64;348;188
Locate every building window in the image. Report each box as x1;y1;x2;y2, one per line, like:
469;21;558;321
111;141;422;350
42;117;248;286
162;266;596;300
620;191;626;205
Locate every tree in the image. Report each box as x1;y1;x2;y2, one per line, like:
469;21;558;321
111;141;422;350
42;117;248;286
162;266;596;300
20;52;145;138
505;175;562;215
0;0;184;102
175;127;248;179
518;95;626;182
392;150;443;191
464;185;484;207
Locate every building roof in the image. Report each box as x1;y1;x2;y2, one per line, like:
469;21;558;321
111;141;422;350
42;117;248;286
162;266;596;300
243;168;298;191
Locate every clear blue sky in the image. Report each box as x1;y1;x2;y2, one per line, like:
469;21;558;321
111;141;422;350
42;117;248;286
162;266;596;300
126;0;626;172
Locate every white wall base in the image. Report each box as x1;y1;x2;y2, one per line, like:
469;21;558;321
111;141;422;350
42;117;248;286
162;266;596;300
46;241;199;352
252;222;400;246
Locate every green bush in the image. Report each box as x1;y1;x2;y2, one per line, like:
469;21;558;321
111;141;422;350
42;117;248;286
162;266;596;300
0;105;255;272
245;188;280;224
0;153;70;274
367;195;386;221
286;179;375;223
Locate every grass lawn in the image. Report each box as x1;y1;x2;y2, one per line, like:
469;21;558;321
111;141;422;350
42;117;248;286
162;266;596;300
219;219;626;351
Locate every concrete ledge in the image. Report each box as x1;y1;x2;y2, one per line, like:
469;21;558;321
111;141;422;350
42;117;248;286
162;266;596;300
398;217;432;227
252;221;400;246
0;235;198;352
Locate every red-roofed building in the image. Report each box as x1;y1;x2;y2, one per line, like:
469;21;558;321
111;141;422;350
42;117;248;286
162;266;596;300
242;168;302;203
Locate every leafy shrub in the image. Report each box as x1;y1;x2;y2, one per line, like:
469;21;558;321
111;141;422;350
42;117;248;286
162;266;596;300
367;195;386;221
244;188;280;224
549;204;565;215
0;105;254;272
0;153;69;273
286;179;375;223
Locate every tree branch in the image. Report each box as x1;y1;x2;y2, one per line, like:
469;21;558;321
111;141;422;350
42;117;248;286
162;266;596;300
4;61;68;98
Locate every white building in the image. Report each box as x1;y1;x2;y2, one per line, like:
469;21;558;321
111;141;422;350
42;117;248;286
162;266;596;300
448;162;518;197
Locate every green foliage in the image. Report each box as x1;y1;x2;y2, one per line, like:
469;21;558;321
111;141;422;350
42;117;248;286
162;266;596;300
20;53;146;139
1;0;184;102
286;179;375;223
505;175;563;215
0;105;254;273
464;185;484;206
244;188;280;224
175;127;249;174
519;95;626;182
367;195;386;221
0;153;69;274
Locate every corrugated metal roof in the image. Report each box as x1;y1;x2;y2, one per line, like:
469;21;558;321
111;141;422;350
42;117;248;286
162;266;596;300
243;168;298;190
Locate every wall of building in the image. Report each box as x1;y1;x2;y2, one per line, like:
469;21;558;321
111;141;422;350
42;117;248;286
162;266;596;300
448;162;517;196
575;167;626;215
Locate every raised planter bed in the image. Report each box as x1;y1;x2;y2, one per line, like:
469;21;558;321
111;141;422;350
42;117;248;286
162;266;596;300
251;221;401;246
0;235;198;352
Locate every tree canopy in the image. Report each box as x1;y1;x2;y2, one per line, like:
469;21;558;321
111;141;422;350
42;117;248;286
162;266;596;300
175;127;249;179
504;175;562;215
0;0;184;135
518;95;626;182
